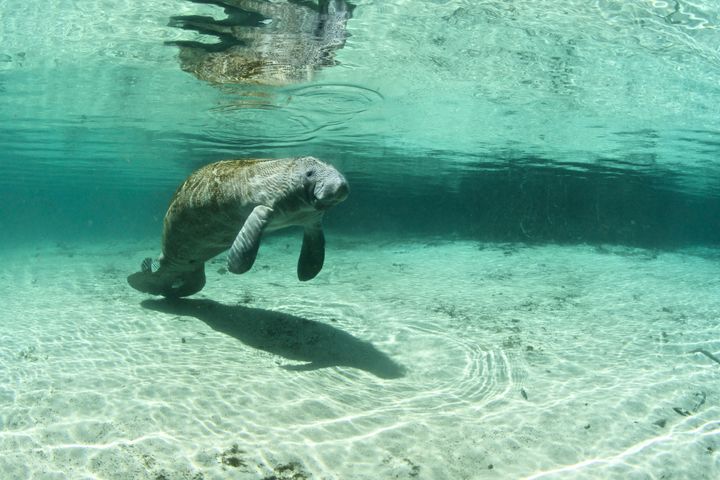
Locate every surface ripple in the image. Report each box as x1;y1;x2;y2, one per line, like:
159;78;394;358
202;83;383;150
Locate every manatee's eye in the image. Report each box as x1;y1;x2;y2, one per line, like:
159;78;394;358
306;169;315;178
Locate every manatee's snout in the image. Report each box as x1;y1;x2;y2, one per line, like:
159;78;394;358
314;169;349;209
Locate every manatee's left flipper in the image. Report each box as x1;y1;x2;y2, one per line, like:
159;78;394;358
227;205;274;274
297;222;325;281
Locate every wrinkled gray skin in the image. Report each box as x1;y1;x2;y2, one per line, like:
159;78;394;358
169;0;355;85
127;156;349;298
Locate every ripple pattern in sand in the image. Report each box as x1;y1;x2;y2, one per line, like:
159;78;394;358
386;323;521;414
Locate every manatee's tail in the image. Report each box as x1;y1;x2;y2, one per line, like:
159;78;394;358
127;257;206;298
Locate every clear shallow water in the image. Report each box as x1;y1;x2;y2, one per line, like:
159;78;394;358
1;0;720;478
1;0;720;247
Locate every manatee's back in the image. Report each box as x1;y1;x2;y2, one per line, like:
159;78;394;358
160;160;264;265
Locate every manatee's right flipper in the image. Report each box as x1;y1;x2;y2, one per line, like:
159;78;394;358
227;205;273;274
128;258;206;298
297;222;325;281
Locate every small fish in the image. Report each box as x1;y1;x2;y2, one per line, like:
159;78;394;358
692;391;707;411
690;349;720;365
673;407;691;417
520;388;528;400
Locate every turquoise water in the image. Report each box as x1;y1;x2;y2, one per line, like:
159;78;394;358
2;0;719;247
1;1;720;478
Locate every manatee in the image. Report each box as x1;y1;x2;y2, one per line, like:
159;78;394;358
127;156;349;298
167;0;355;85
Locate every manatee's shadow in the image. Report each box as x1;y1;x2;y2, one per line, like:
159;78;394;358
142;298;405;379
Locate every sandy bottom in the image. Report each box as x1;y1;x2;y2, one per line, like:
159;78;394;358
1;233;719;479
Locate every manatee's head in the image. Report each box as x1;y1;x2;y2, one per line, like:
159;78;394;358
297;156;349;210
